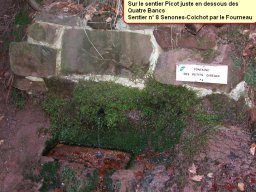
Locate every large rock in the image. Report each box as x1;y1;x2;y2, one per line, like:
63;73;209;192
35;13;84;27
154;45;241;93
153;25;217;50
27;22;62;45
10;42;57;77
61;29;152;78
13;76;48;93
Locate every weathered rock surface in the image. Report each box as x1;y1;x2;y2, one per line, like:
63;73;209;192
10;42;57;77
35;13;84;27
27;22;62;45
154;45;241;92
61;29;152;77
153;25;217;50
13;76;48;93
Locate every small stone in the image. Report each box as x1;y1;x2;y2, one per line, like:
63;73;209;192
190;175;204;182
188;163;197;174
207;173;214;178
238;182;245;191
0;140;4;145
13;76;48;93
40;156;54;163
250;143;256;156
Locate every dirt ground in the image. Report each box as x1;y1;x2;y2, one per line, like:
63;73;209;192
0;87;50;192
181;126;256;191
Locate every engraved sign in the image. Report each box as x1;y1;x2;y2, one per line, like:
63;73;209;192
176;64;228;84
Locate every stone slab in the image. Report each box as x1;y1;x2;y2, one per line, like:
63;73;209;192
27;22;62;45
35;13;84;27
154;45;241;93
153;25;217;51
61;29;152;78
10;42;57;77
13;76;48;93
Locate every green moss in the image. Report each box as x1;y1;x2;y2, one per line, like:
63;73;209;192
40;162;60;192
42;79;207;155
11;88;26;109
199;49;217;62
244;58;256;86
14;9;31;26
204;94;248;126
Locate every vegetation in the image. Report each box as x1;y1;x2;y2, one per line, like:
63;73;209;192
245;58;256;86
11;88;26;109
12;8;31;42
204;94;248;126
40;161;60;192
3;5;32;49
42;79;201;155
38;162;99;192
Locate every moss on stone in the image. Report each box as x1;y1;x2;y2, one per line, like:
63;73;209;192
42;79;203;155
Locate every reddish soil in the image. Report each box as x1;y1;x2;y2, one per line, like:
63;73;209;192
182;126;256;192
0;87;50;192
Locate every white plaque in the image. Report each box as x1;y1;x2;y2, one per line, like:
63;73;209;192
176;64;228;84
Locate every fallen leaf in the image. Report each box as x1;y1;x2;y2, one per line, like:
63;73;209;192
188;163;197;174
250;143;256;155
190;175;204;182
207;172;214;178
0;140;4;145
238;182;245;191
0;115;4;122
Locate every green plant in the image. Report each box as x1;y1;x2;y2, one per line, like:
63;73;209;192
61;167;82;192
12;8;31;42
84;170;99;192
103;169;115;192
40;161;60;192
11;88;26;109
42;79;210;155
61;167;76;182
244;58;256;86
199;49;217;62
203;94;248;126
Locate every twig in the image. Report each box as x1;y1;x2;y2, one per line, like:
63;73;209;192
83;28;104;59
5;74;14;104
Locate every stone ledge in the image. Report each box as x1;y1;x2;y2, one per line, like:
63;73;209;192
10;42;57;77
154;45;240;93
61;29;153;78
